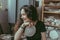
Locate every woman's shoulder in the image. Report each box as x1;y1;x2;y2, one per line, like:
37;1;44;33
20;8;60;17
36;20;45;27
36;20;46;32
37;20;44;24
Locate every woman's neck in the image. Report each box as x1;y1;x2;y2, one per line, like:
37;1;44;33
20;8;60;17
29;20;37;27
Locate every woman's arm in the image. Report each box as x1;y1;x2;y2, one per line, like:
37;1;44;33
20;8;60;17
14;22;29;40
14;18;23;33
14;27;24;40
41;32;47;40
14;20;20;33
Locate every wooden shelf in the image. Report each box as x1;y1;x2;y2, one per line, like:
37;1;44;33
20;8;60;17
44;11;60;14
50;0;60;2
44;0;60;3
45;24;60;28
44;4;60;9
42;0;60;28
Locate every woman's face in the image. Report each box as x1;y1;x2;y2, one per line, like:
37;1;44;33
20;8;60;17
21;9;30;22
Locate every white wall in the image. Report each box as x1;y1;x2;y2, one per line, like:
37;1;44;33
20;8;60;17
35;0;42;20
39;0;42;7
8;0;16;23
0;0;8;10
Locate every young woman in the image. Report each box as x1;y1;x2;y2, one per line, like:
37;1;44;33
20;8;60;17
14;5;47;40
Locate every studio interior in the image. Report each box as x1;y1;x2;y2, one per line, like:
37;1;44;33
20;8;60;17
0;0;60;40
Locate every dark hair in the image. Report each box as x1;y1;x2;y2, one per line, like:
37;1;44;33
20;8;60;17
20;5;38;21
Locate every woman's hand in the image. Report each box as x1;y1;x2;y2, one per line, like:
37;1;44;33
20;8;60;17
21;22;30;28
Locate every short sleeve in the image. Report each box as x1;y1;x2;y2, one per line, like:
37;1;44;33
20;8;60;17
38;21;46;32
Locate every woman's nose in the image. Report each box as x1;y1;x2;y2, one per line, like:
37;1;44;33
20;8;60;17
21;16;25;19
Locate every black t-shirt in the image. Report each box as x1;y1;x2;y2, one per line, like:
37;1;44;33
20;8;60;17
26;20;46;40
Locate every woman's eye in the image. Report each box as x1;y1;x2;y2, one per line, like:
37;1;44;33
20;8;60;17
22;13;26;15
